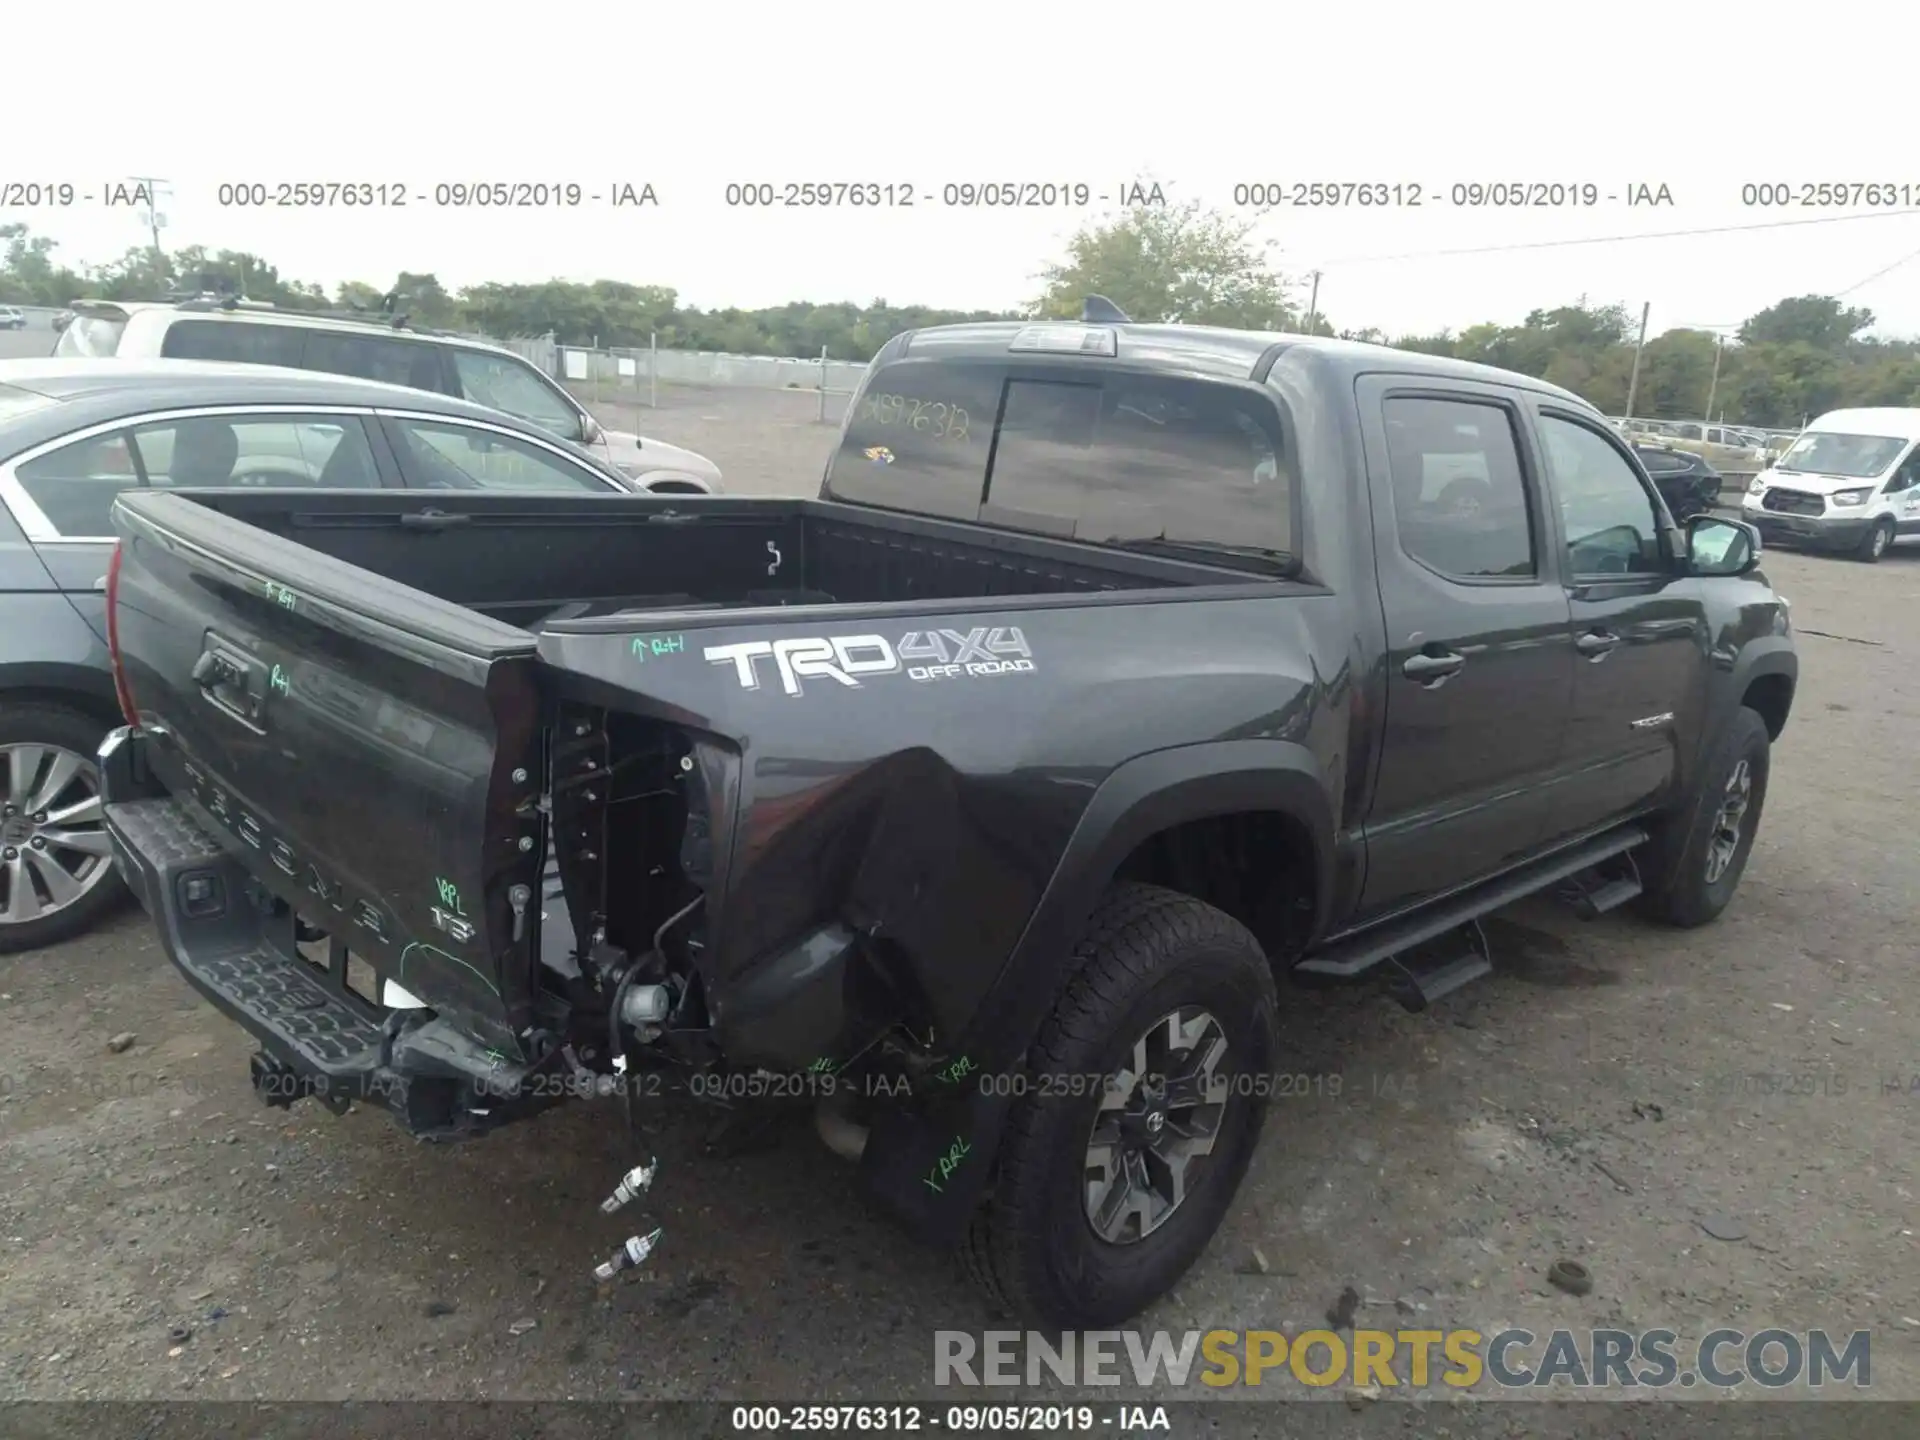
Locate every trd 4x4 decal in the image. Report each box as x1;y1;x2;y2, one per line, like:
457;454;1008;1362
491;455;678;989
704;627;1035;697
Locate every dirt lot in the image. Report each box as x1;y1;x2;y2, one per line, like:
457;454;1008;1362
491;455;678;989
1;386;1916;1424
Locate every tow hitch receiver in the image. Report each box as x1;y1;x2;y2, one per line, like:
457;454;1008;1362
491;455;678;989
250;1050;347;1114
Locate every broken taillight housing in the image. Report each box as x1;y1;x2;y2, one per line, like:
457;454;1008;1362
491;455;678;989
104;542;139;726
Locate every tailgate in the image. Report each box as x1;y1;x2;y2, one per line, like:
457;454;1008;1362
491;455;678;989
108;491;545;1058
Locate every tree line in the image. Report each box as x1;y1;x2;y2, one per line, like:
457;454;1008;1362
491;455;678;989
6;206;1915;429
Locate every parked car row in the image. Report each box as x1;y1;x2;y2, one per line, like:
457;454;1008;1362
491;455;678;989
0;356;713;950
53;293;722;492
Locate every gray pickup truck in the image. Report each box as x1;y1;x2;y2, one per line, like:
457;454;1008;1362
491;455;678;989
96;318;1795;1326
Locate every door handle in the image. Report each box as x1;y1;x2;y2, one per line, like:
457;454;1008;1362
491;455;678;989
1576;630;1620;659
1402;650;1466;683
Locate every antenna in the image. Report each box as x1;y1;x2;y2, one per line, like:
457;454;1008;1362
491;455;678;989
1081;295;1131;324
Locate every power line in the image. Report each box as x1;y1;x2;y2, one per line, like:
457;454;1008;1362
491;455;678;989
1833;241;1920;298
1310;207;1920;268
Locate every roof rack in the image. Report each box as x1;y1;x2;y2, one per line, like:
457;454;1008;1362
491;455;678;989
169;294;418;331
159;275;424;331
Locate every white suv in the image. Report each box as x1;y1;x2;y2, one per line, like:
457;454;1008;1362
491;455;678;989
54;296;721;493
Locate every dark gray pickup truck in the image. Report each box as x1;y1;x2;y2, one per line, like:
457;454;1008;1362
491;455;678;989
97;319;1796;1326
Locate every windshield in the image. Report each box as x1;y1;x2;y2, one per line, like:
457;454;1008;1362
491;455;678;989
53;315;127;358
1778;431;1907;479
451;350;584;441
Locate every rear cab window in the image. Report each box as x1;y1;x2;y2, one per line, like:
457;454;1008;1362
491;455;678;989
824;350;1295;574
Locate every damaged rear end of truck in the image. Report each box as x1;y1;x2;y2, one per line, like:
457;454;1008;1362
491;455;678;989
98;318;1351;1325
96;487;1149;1250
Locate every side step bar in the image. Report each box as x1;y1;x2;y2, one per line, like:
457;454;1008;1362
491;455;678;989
1296;825;1650;984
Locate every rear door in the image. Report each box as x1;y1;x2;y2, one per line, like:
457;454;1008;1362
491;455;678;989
1355;378;1575;918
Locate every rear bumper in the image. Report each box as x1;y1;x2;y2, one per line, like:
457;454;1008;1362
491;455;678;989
99;726;554;1140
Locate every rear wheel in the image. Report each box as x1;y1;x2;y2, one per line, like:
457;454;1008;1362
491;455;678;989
0;704;127;953
962;883;1278;1327
1858;517;1895;563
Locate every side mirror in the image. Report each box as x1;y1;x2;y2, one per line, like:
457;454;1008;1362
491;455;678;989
1686;514;1761;576
579;414;604;446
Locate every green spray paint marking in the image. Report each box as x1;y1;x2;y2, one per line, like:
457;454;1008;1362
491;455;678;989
921;1135;972;1194
264;580;298;610
806;1056;837;1074
630;634;686;661
398;941;501;998
933;1055;976;1086
433;876;466;915
268;664;291;697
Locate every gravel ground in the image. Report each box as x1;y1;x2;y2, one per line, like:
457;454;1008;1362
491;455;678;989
0;385;1916;1428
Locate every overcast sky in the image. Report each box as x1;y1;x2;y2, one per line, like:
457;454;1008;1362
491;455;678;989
9;0;1917;342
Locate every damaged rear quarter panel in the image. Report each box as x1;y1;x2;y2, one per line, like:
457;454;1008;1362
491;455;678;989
535;593;1349;1065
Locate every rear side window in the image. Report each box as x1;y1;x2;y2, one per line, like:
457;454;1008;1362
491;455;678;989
13;415;380;537
827;360;1294;565
160;320;305;367
1382;396;1536;579
53;315;127;358
303;331;449;393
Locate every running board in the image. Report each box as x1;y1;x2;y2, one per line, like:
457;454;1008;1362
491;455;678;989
1386;920;1492;1013
1552;850;1645;920
1295;825;1651;982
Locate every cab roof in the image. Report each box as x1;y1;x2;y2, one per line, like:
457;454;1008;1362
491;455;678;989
892;319;1593;407
1803;407;1920;438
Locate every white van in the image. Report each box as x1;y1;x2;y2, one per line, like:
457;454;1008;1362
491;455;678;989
1740;407;1920;562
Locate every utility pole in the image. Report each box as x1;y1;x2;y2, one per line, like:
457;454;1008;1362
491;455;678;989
1302;270;1322;335
128;176;173;276
1622;301;1651;425
1702;334;1725;426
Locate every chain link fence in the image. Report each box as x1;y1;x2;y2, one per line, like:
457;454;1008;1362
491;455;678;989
491;331;868;422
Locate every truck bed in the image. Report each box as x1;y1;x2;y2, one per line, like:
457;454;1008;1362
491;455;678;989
154;489;1203;631
103;488;1269;1099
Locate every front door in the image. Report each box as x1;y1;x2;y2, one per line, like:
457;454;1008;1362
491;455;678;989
1534;408;1707;836
1355;380;1575;920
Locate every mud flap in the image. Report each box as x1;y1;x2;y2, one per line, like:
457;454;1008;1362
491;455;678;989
856;1083;1016;1247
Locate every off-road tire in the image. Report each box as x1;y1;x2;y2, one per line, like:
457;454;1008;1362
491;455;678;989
1639;705;1771;929
961;883;1279;1327
1858;517;1895;563
0;703;129;953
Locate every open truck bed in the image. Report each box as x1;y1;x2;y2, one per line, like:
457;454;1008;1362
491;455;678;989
100;487;1260;1129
